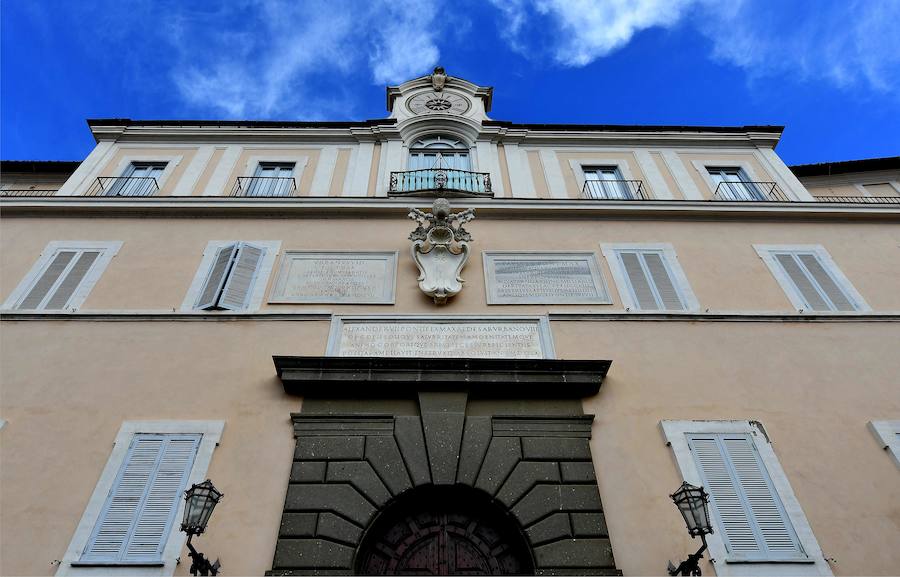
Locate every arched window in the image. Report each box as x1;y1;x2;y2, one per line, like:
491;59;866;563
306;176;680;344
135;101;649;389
408;135;471;171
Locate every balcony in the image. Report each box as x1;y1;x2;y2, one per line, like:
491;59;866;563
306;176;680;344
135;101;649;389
812;195;900;204
0;189;58;197
581;179;647;200
389;168;492;197
231;176;297;197
87;176;159;197
711;181;788;202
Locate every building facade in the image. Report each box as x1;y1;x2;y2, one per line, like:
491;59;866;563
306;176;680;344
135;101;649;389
1;69;899;576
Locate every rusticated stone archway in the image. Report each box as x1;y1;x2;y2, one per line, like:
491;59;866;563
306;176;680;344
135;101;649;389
356;485;533;575
266;356;621;576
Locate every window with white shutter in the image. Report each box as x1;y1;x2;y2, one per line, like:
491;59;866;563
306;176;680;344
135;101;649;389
193;242;267;311
661;420;830;576
80;434;200;564
688;433;806;562
754;245;869;312
3;241;122;311
869;421;900;469
601;244;699;311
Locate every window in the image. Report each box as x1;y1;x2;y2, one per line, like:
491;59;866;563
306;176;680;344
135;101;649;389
601;243;699;311
407;135;470;171
107;162;166;197
583;166;632;199
661;421;830;575
182;241;280;312
57;421;223;575
754;245;869;312
3;241;122;311
707;167;764;201
246;162;296;197
868;421;900;469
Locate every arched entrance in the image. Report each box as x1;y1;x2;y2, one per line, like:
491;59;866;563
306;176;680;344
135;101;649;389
356;485;534;575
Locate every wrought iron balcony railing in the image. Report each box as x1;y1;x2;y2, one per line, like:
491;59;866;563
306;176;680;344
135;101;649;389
389;168;492;197
711;181;788;202
581;179;646;200
231;176;297;197
812;195;900;204
0;189;58;197
87;176;160;197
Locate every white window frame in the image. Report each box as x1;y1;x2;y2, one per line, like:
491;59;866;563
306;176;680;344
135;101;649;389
107;155;181;194
660;420;832;576
180;240;281;312
56;420;225;576
2;241;123;311
600;243;700;312
241;155;309;192
868;420;900;469
753;244;870;312
569;158;637;193
693;160;766;199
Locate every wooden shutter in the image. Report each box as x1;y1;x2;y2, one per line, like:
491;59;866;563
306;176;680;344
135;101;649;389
618;250;685;311
796;254;855;311
218;243;265;310
688;433;805;561
82;434;200;563
45;251;100;309
195;244;237;310
17;250;77;309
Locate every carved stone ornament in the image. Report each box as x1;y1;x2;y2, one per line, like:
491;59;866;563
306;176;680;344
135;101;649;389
408;198;475;304
430;66;447;91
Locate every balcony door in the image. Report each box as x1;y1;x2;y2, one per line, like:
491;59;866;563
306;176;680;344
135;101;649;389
107;162;165;197
583;166;631;199
247;162;295;197
408;135;471;171
707;167;764;201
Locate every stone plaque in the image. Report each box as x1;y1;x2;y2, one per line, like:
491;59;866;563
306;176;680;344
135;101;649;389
483;252;610;304
327;316;555;359
270;251;397;304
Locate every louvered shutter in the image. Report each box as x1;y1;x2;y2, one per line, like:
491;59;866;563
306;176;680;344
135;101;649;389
195;244;237;310
17;250;76;309
218;243;265;310
774;254;828;311
642;252;684;310
45;251;100;309
619;251;658;310
82;434;200;563
688;433;805;561
797;254;855;311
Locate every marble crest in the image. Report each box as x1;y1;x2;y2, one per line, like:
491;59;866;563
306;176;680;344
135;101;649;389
408;198;475;304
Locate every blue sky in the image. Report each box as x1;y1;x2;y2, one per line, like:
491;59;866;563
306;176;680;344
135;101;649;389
2;0;899;165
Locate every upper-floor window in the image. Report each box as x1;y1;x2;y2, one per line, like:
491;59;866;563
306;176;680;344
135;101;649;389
2;241;121;311
707;166;765;201
106;162;167;197
245;162;296;197
754;244;869;312
408;135;470;171
583;166;634;199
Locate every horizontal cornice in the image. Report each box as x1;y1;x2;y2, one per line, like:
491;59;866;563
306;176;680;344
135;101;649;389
2;197;899;221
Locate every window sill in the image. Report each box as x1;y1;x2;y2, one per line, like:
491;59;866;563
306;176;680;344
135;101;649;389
70;561;165;567
724;557;814;564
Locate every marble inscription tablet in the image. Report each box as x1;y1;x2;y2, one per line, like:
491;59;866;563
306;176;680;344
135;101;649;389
270;251;397;304
327;316;555;359
483;252;610;304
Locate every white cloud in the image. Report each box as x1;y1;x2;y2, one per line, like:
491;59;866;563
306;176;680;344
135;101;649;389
491;0;900;96
165;0;441;118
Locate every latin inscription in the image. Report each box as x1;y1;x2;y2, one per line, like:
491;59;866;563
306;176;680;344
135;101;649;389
270;252;397;304
335;321;548;359
484;252;610;304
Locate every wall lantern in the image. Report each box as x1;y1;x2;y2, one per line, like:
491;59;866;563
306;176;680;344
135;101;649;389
180;479;223;576
667;482;713;576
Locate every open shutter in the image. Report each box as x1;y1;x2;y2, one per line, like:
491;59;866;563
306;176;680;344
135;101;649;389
45;250;100;309
619;251;658;310
218;243;265;310
642;252;684;310
82;434;200;563
17;250;76;309
195;244;237;310
797;254;855;311
688;434;805;561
